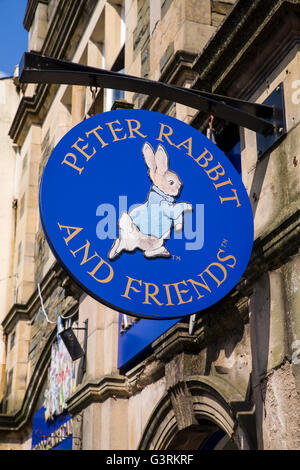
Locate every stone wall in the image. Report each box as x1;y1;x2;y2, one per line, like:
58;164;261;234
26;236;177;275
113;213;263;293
28;286;75;369
211;0;236;26
125;0;236;108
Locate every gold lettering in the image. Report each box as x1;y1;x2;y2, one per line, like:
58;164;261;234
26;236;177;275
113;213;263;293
106;120;127;141
57;223;83;245
121;276;142;299
70;240;114;283
85;125;109;148
186;277;211;299
219;189;241;208
213;178;233;190
174;281;193;305
193;148;213;168
205;162;225;181
163;283;175;306
201;262;227;287
126;119;147;139
66;419;73;436
88;259;114;284
156;123;176;146
217;249;236;268
176;137;193;157
61;153;84;174
164;281;192;305
143;282;163;306
70;239;96;264
71;137;96;161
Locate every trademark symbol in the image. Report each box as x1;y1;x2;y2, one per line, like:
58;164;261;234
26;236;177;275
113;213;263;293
221;238;228;248
172;255;181;261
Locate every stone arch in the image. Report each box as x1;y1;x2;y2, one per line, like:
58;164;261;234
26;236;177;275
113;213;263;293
138;375;251;450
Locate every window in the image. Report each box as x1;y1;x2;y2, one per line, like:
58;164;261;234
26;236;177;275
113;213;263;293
6;369;13;397
17;241;22;265
10;331;15;351
19;193;25;219
22;153;28;171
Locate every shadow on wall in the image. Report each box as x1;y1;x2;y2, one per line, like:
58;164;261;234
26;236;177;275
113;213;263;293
249;152;270;218
203;270;271;449
204;304;245;376
248;151;272;448
249;271;271;450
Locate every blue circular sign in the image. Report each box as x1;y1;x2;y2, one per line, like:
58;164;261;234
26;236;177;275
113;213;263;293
40;109;253;319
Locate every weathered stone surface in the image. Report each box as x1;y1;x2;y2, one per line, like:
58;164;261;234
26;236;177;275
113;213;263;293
159;41;174;72
263;362;300;450
72;412;83;450
28;286;77;370
161;0;172;19
211;11;225;27
34;225;49;284
212;1;235;16
133;0;150;59
283;252;300;392
141;44;150;77
127;377;166;449
186;0;211;25
169;382;197;430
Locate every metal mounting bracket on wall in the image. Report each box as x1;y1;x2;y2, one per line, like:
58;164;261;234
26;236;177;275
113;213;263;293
59;319;88;366
256;83;286;159
18;52;287;142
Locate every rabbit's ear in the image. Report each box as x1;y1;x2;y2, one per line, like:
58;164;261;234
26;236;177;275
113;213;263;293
142;142;156;171
155;144;169;174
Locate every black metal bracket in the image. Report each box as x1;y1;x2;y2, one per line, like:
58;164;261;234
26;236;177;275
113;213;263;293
59;319;88;365
18;52;287;140
256;82;286;159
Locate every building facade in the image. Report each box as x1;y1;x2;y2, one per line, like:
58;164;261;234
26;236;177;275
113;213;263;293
0;0;299;450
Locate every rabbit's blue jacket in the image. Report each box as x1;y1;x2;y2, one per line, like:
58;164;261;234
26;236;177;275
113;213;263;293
129;185;187;238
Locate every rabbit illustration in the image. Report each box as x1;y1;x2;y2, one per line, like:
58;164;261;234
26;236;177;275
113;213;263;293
108;142;192;260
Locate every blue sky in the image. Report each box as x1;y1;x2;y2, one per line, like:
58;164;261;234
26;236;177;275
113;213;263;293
0;0;28;77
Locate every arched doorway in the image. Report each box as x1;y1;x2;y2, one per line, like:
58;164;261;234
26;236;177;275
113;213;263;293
139;376;251;450
166;420;238;450
198;428;238;450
